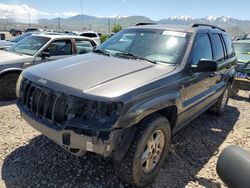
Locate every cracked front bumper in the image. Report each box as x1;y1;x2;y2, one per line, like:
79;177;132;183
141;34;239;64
19;106;121;157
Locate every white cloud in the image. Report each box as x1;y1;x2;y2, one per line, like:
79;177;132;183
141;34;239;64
54;13;61;17
0;3;50;19
63;11;79;17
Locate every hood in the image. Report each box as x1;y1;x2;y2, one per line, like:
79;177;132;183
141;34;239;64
236;53;250;63
24;53;176;98
0;40;14;48
0;50;33;65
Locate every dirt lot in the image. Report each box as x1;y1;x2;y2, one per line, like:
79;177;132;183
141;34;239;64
0;91;249;188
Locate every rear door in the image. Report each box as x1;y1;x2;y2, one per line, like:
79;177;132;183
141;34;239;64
210;33;236;89
75;39;96;54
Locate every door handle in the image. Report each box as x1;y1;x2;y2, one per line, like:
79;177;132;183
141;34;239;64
210;72;217;77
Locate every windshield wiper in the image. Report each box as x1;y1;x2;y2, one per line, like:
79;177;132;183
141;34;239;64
93;49;112;56
115;52;157;64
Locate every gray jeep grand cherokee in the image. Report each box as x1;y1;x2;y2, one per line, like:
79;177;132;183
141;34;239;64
16;23;236;187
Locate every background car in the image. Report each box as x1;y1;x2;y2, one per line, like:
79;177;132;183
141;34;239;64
0;32;65;50
232;40;250;97
0;34;97;100
79;31;101;45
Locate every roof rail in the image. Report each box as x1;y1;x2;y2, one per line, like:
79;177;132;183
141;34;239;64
191;23;225;32
135;22;156;26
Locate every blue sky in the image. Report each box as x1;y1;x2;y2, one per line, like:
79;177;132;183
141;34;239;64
0;0;250;20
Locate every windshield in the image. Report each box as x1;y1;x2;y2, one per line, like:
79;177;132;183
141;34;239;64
10;32;34;43
95;29;187;64
9;36;50;56
234;43;250;54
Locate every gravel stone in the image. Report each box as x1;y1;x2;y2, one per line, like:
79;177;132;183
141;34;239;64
0;91;249;188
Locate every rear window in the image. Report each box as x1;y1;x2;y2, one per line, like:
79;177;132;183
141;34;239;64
80;33;98;38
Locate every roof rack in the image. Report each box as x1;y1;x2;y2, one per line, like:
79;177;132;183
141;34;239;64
191;23;225;32
135;23;156;26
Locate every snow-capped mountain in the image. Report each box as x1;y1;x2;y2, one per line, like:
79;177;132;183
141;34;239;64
170;15;193;21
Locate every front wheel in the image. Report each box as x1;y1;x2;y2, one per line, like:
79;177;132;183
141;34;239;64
0;73;20;100
116;114;171;187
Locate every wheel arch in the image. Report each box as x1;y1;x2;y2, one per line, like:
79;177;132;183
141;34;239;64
0;68;23;78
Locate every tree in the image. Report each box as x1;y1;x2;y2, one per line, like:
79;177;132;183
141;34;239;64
112;23;122;33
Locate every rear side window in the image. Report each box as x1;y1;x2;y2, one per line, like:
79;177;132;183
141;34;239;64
76;40;94;54
192;34;213;65
212;34;225;62
223;35;235;58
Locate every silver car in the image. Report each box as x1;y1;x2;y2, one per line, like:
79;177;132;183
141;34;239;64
0;34;97;100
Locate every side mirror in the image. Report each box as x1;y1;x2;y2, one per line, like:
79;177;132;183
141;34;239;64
40;51;50;59
191;59;218;72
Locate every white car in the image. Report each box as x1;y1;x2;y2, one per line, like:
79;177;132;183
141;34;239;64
79;31;101;45
0;34;97;100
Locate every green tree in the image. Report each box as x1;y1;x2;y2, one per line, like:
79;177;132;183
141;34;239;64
112;23;122;33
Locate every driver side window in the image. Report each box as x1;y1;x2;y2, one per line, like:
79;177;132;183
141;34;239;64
45;40;72;56
192;34;213;65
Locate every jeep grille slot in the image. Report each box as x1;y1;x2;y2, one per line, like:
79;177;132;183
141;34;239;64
20;78;69;126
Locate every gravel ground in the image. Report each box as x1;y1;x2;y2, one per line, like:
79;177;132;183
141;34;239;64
0;91;249;188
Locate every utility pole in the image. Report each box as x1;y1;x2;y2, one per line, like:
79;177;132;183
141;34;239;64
80;0;84;31
109;18;111;34
57;17;61;31
25;7;31;27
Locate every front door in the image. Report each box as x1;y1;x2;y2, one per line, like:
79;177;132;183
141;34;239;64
34;39;73;64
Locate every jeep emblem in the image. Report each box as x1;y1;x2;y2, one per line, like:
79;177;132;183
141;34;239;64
38;78;47;85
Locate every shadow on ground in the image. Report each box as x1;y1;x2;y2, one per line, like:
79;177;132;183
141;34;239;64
1;105;240;188
231;94;250;102
0;100;16;107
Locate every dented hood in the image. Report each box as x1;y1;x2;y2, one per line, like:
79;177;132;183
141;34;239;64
24;53;176;98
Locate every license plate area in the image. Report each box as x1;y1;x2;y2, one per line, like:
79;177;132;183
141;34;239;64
236;72;247;78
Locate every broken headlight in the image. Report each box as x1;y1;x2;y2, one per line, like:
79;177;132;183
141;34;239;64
69;100;123;125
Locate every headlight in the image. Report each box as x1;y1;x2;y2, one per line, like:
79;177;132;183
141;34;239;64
235;62;247;71
16;73;23;98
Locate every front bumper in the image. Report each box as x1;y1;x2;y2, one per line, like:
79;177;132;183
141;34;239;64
19;105;121;157
234;77;250;91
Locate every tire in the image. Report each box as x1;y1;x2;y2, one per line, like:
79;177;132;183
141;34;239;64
0;73;20;100
210;84;230;116
115;113;171;187
230;85;239;97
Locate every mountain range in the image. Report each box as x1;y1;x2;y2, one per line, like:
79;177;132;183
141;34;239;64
36;14;250;35
0;14;248;36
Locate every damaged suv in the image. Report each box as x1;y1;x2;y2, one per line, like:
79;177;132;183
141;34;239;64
16;24;236;187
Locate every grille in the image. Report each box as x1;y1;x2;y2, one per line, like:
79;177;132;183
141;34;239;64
20;78;71;126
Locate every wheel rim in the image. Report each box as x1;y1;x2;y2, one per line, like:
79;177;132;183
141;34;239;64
141;130;165;173
221;88;229;109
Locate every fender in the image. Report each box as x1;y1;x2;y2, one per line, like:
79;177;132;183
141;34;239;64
118;91;180;128
0;67;23;76
113;91;180;161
